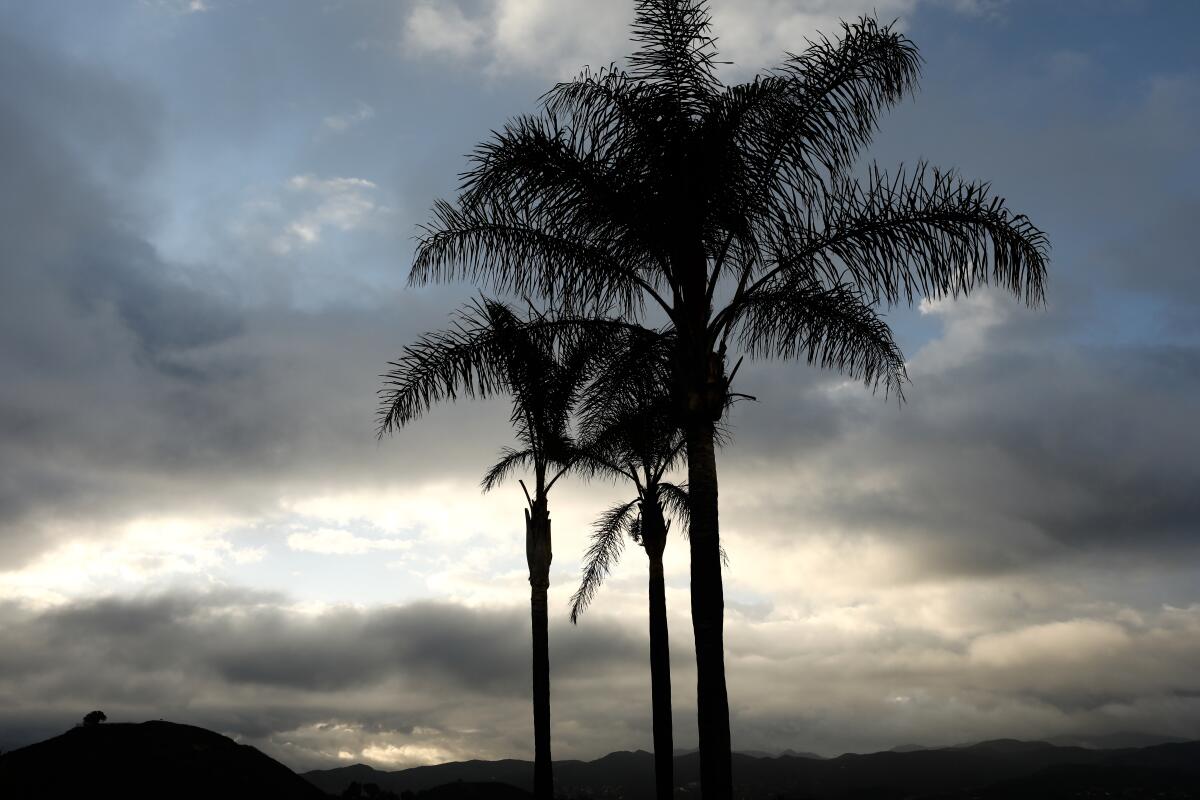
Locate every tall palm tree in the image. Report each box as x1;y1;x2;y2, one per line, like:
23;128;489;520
568;329;690;800
378;298;593;800
407;3;1049;795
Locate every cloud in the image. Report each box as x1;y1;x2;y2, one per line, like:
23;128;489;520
398;0;1002;80
2;588;1198;769
405;3;488;60
0;514;264;607
263;174;394;255
287;528;413;556
140;0;212;16
2;0;1198;771
0;29;250;562
0;590;646;768
0;27;494;576
719;293;1200;584
322;101;376;133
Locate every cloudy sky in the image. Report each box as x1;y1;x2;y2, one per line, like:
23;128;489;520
2;0;1199;773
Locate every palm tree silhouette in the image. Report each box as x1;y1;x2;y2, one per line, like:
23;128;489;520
407;2;1049;794
378;298;594;800
568;328;691;800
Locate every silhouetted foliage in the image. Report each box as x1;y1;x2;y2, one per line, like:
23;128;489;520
344;781;403;800
569;346;689;800
380;298;613;800
82;710;107;727
404;0;1049;794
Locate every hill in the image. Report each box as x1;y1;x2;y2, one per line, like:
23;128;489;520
0;720;329;799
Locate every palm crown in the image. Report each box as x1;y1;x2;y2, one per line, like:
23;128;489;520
411;8;1046;407
398;2;1049;796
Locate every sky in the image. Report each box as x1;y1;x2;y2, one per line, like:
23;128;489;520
1;0;1199;773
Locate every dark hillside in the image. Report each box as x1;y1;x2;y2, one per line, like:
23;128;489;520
0;720;328;799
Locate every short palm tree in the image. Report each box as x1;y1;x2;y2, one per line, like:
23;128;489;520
569;330;689;800
378;298;593;800
408;3;1049;795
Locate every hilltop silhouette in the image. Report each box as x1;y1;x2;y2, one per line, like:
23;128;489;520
0;720;326;800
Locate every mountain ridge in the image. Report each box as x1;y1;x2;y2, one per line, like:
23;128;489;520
305;738;1200;799
3;720;1196;800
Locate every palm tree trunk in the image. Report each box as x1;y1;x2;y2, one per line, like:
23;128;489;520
686;417;732;800
526;500;554;800
647;541;674;800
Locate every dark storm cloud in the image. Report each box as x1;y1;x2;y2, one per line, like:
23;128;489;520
722;315;1200;583
0;590;646;764
707;20;1200;580
6;589;1199;767
0;32;243;560
868;22;1200;314
0;1;1193;592
0;592;638;696
0;0;1198;769
0;25;518;567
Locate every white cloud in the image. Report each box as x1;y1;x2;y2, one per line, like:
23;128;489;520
232;174;395;256
397;0;1004;80
404;3;488;59
402;0;628;78
970;619;1131;669
322;101;376;133
286;527;414;556
0;514;258;608
361;741;455;768
141;0;212;14
911;289;1016;372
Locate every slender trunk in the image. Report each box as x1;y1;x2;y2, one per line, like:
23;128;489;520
643;501;674;800
526;499;553;800
686;419;732;799
674;242;731;797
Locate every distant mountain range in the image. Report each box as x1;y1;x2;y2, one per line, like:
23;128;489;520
3;721;1197;800
890;731;1189;754
672;747;825;760
307;737;1200;800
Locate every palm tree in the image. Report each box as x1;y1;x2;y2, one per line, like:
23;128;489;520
378;298;594;800
407;3;1049;795
568;329;689;800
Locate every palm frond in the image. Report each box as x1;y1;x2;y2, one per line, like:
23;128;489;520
578;325;675;425
572;322;685;485
379;299;600;501
377;298;512;435
658;481;690;528
568;447;636;485
761;17;920;185
732;274;907;397
664;482;727;565
481;446;537;493
628;0;721;113
767;162;1049;308
541;65;664;143
411;199;651;316
569;499;639;623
